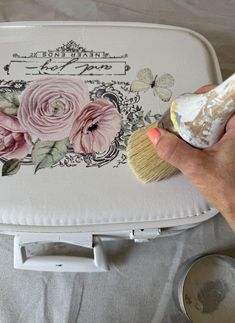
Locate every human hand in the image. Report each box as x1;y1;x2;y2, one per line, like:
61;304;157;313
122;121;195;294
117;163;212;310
148;85;235;232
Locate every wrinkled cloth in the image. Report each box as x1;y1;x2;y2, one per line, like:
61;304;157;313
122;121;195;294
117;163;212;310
0;1;235;323
0;216;235;323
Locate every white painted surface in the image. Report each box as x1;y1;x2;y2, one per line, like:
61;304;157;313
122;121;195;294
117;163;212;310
0;22;221;228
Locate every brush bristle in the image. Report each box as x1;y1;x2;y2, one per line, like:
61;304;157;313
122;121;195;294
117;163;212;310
126;121;178;183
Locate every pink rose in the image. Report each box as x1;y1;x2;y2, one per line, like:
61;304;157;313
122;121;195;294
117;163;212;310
0;111;32;159
70;99;121;154
18;77;90;141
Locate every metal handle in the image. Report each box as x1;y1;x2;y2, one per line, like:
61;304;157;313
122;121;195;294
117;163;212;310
14;235;109;272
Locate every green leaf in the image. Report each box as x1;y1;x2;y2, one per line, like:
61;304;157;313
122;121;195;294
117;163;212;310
12;93;20;107
118;145;126;150
153;114;162;121
3;106;18;116
0;90;21;116
2;159;21;176
32;138;69;173
144;111;152;124
136;111;144;118
124;137;130;145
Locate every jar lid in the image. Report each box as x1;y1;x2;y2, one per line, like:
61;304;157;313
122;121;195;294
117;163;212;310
180;255;235;323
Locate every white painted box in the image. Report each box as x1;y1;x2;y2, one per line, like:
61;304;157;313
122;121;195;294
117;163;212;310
0;22;221;271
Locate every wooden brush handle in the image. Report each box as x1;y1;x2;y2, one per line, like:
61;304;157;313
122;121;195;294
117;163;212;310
169;73;235;148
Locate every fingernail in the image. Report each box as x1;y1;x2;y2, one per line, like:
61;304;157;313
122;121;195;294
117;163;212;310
147;128;161;145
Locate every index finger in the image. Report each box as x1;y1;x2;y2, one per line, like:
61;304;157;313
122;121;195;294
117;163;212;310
194;84;216;94
226;113;235;131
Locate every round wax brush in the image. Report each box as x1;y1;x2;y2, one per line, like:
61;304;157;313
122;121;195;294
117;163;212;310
127;73;235;183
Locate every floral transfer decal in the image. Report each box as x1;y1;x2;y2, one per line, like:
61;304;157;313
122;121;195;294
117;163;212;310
70;99;121;154
0;77;122;176
130;68;174;102
0;72;174;176
18;77;90;141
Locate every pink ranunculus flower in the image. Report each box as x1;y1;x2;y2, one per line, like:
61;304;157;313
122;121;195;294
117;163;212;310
18;77;90;141
0;111;32;159
70;99;121;154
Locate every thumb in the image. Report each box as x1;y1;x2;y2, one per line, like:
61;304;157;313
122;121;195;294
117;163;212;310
147;128;204;175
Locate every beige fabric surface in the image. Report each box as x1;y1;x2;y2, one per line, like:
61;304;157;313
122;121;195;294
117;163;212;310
0;1;234;323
